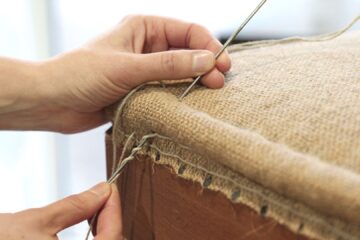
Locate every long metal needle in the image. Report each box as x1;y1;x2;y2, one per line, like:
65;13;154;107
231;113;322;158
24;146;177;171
179;0;267;100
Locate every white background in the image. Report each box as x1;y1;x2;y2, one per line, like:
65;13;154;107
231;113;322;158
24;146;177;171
0;0;359;238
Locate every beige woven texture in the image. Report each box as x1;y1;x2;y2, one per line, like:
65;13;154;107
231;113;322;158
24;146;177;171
112;32;360;239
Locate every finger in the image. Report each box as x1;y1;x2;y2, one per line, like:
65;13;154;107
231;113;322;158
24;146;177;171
95;184;123;240
115;16;231;72
120;50;215;87
150;17;216;50
116;16;217;51
196;37;231;73
200;69;225;89
216;49;232;73
149;16;232;72
41;182;111;234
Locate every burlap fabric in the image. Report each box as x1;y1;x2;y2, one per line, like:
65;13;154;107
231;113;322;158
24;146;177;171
111;32;360;240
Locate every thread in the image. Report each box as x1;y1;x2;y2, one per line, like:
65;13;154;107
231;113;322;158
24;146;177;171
111;84;146;175
85;132;158;240
111;132;135;174
229;14;360;52
181;14;360;98
147;144;357;240
179;0;267;99
85;14;360;240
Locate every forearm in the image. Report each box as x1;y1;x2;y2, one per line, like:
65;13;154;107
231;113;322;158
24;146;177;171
0;57;49;130
0;16;231;133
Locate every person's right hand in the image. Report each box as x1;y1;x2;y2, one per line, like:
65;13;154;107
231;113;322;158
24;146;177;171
0;183;122;240
0;15;231;133
37;15;231;133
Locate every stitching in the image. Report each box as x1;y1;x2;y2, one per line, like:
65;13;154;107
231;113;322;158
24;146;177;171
146;143;358;240
103;15;360;240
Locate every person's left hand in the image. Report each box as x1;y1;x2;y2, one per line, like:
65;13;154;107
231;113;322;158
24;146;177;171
35;15;231;133
0;183;123;240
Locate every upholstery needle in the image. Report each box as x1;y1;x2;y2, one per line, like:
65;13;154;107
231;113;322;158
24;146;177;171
179;0;268;100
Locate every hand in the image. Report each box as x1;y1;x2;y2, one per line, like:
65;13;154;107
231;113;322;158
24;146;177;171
0;183;123;240
36;15;231;133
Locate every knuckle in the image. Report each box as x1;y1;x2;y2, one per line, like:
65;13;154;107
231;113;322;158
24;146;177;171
161;53;176;74
185;22;207;43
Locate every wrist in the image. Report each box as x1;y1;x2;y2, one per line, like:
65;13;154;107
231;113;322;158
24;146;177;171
0;57;53;130
0;59;39;111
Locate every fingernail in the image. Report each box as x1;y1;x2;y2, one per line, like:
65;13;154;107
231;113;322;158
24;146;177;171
90;182;111;197
192;52;215;74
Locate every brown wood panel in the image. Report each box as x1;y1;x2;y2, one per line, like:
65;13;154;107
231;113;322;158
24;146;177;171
105;132;311;240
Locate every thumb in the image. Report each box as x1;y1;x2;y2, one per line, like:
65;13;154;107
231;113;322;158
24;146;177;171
41;182;111;234
127;50;215;86
95;184;123;240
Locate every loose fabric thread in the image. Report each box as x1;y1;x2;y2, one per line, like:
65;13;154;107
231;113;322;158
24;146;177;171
179;0;267;99
229;15;360;52
85;14;360;240
85;132;159;240
147;144;357;240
